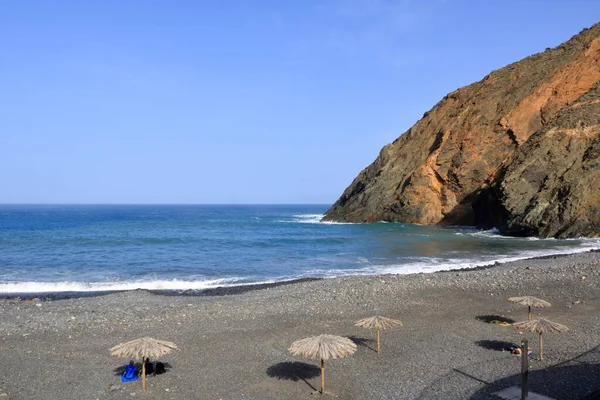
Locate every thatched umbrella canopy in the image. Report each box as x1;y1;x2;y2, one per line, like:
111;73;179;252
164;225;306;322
512;318;568;360
355;316;402;353
508;296;551;320
289;334;356;394
110;337;178;391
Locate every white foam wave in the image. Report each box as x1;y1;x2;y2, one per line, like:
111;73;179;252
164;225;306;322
299;243;600;278
293;214;324;219
280;214;355;224
4;241;600;294
467;229;513;239
465;228;561;241
0;278;246;294
292;214;324;223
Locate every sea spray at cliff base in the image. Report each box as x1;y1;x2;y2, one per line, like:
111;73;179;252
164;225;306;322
1;205;599;294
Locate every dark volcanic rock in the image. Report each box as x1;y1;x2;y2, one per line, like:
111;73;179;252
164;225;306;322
476;82;600;238
323;24;600;238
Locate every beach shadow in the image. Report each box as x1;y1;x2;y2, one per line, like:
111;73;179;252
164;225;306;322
347;335;377;353
154;362;171;375
552;344;600;369
469;363;600;399
113;362;172;376
476;315;515;324
114;363;141;376
266;361;319;391
416;344;600;399
475;340;518;352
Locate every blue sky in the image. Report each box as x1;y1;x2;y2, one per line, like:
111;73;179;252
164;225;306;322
1;1;598;204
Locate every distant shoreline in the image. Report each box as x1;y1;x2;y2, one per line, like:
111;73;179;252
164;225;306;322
2;249;598;300
0;277;323;300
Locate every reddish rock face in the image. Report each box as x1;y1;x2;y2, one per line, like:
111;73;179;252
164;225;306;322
323;24;600;238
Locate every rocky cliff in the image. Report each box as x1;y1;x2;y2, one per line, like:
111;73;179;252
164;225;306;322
323;24;600;238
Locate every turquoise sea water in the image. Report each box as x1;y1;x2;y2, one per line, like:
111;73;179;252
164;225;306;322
1;204;599;294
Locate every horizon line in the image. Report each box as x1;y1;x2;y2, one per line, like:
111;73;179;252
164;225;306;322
0;202;333;206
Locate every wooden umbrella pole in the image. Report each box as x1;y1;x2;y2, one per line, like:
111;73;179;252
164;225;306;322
528;306;531;320
320;358;325;394
142;356;147;391
539;333;543;361
521;339;529;400
376;328;381;353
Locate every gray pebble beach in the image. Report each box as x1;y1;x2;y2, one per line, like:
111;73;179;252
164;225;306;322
1;251;600;399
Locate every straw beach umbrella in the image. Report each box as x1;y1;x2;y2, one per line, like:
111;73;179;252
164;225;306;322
512;318;568;360
289;334;357;394
508;296;551;320
355;316;403;353
110;337;178;391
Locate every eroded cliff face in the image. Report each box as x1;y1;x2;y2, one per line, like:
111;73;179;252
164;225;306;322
475;82;600;238
323;24;600;238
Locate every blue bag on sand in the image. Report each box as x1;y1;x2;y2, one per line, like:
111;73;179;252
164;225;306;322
122;365;138;382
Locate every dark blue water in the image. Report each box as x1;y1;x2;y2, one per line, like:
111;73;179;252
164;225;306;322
1;204;599;293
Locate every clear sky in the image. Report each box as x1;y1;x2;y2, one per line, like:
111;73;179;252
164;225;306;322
1;1;598;204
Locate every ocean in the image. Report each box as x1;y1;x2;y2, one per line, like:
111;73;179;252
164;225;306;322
1;204;599;294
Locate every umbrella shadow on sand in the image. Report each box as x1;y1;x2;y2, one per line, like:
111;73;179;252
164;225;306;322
347;336;377;353
475;340;518;352
113;362;172;376
266;362;320;391
475;315;516;324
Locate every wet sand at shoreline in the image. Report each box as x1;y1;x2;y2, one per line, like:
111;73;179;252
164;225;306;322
1;252;600;399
